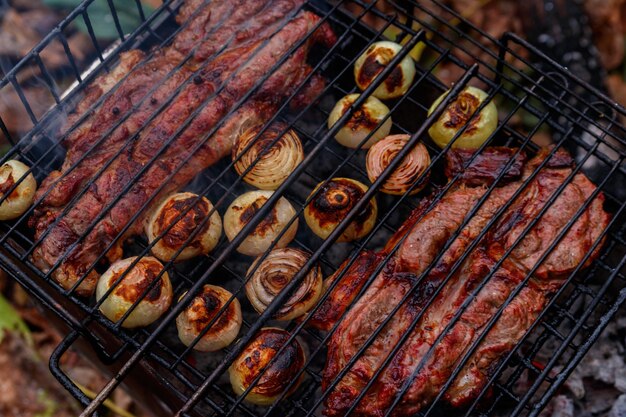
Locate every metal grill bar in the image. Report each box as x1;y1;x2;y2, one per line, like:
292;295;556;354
1;1;625;416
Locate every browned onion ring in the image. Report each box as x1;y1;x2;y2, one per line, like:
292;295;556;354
366;134;430;195
246;248;323;320
232;123;304;190
229;327;306;405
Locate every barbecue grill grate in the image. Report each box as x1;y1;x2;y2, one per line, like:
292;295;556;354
1;0;626;416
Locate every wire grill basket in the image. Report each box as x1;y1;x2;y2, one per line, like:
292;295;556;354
1;1;626;416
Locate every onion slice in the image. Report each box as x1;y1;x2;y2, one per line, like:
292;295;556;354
246;248;323;321
232;123;304;190
224;190;298;256
366;134;430;195
229;327;306;405
176;284;242;352
304;177;377;242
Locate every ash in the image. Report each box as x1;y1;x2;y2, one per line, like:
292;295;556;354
539;313;626;417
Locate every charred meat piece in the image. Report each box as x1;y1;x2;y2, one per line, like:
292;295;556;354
322;147;610;416
30;1;336;295
444;146;526;186
322;269;427;415
32;0;285;216
307;250;382;332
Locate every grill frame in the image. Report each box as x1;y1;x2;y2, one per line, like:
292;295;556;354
0;1;625;416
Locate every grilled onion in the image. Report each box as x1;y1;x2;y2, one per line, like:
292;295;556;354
229;327;306;405
176;284;242;352
328;94;392;149
366;134;430;195
224;190;298;256
96;256;173;328
232;123;304;190
246;248;323;321
304;178;377;242
427;86;498;149
354;41;416;99
0;160;37;220
145;192;222;262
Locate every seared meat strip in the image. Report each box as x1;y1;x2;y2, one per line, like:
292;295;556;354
31;8;336;295
322;147;610;417
389;149;608;416
32;0;283;220
308;250;382;332
443;149;609;408
393;147;525;276
323;268;427;415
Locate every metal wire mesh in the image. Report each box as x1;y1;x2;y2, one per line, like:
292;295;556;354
0;1;625;416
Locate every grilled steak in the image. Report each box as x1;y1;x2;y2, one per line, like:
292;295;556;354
30;0;336;295
322;147;610;416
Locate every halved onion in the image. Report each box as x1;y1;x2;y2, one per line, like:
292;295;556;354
304;178;377;242
145;192;222;262
176;284;242;352
246;248;323;321
96;256;173;328
229;327;306;405
0;160;37;220
224;190;298;256
427;86;498;149
232;123;304;190
354;41;416;99
328;94;392;149
366;134;430;195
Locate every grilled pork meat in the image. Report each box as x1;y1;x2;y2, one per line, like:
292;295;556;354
32;0;292;220
322;147;610;416
30;1;336;295
308;250;383;332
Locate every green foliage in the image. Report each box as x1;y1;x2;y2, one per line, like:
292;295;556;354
44;0;154;40
0;292;32;347
35;391;59;417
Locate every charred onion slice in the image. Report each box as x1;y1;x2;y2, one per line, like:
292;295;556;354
145;192;222;262
96;256;173;328
304;178;377;242
229;327;306;405
328;94;392;149
0;160;37;220
224;190;298;256
354;41;416;99
246;248;323;321
176;284;242;352
366;134;430;195
427;86;498;149
232;123;304;190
